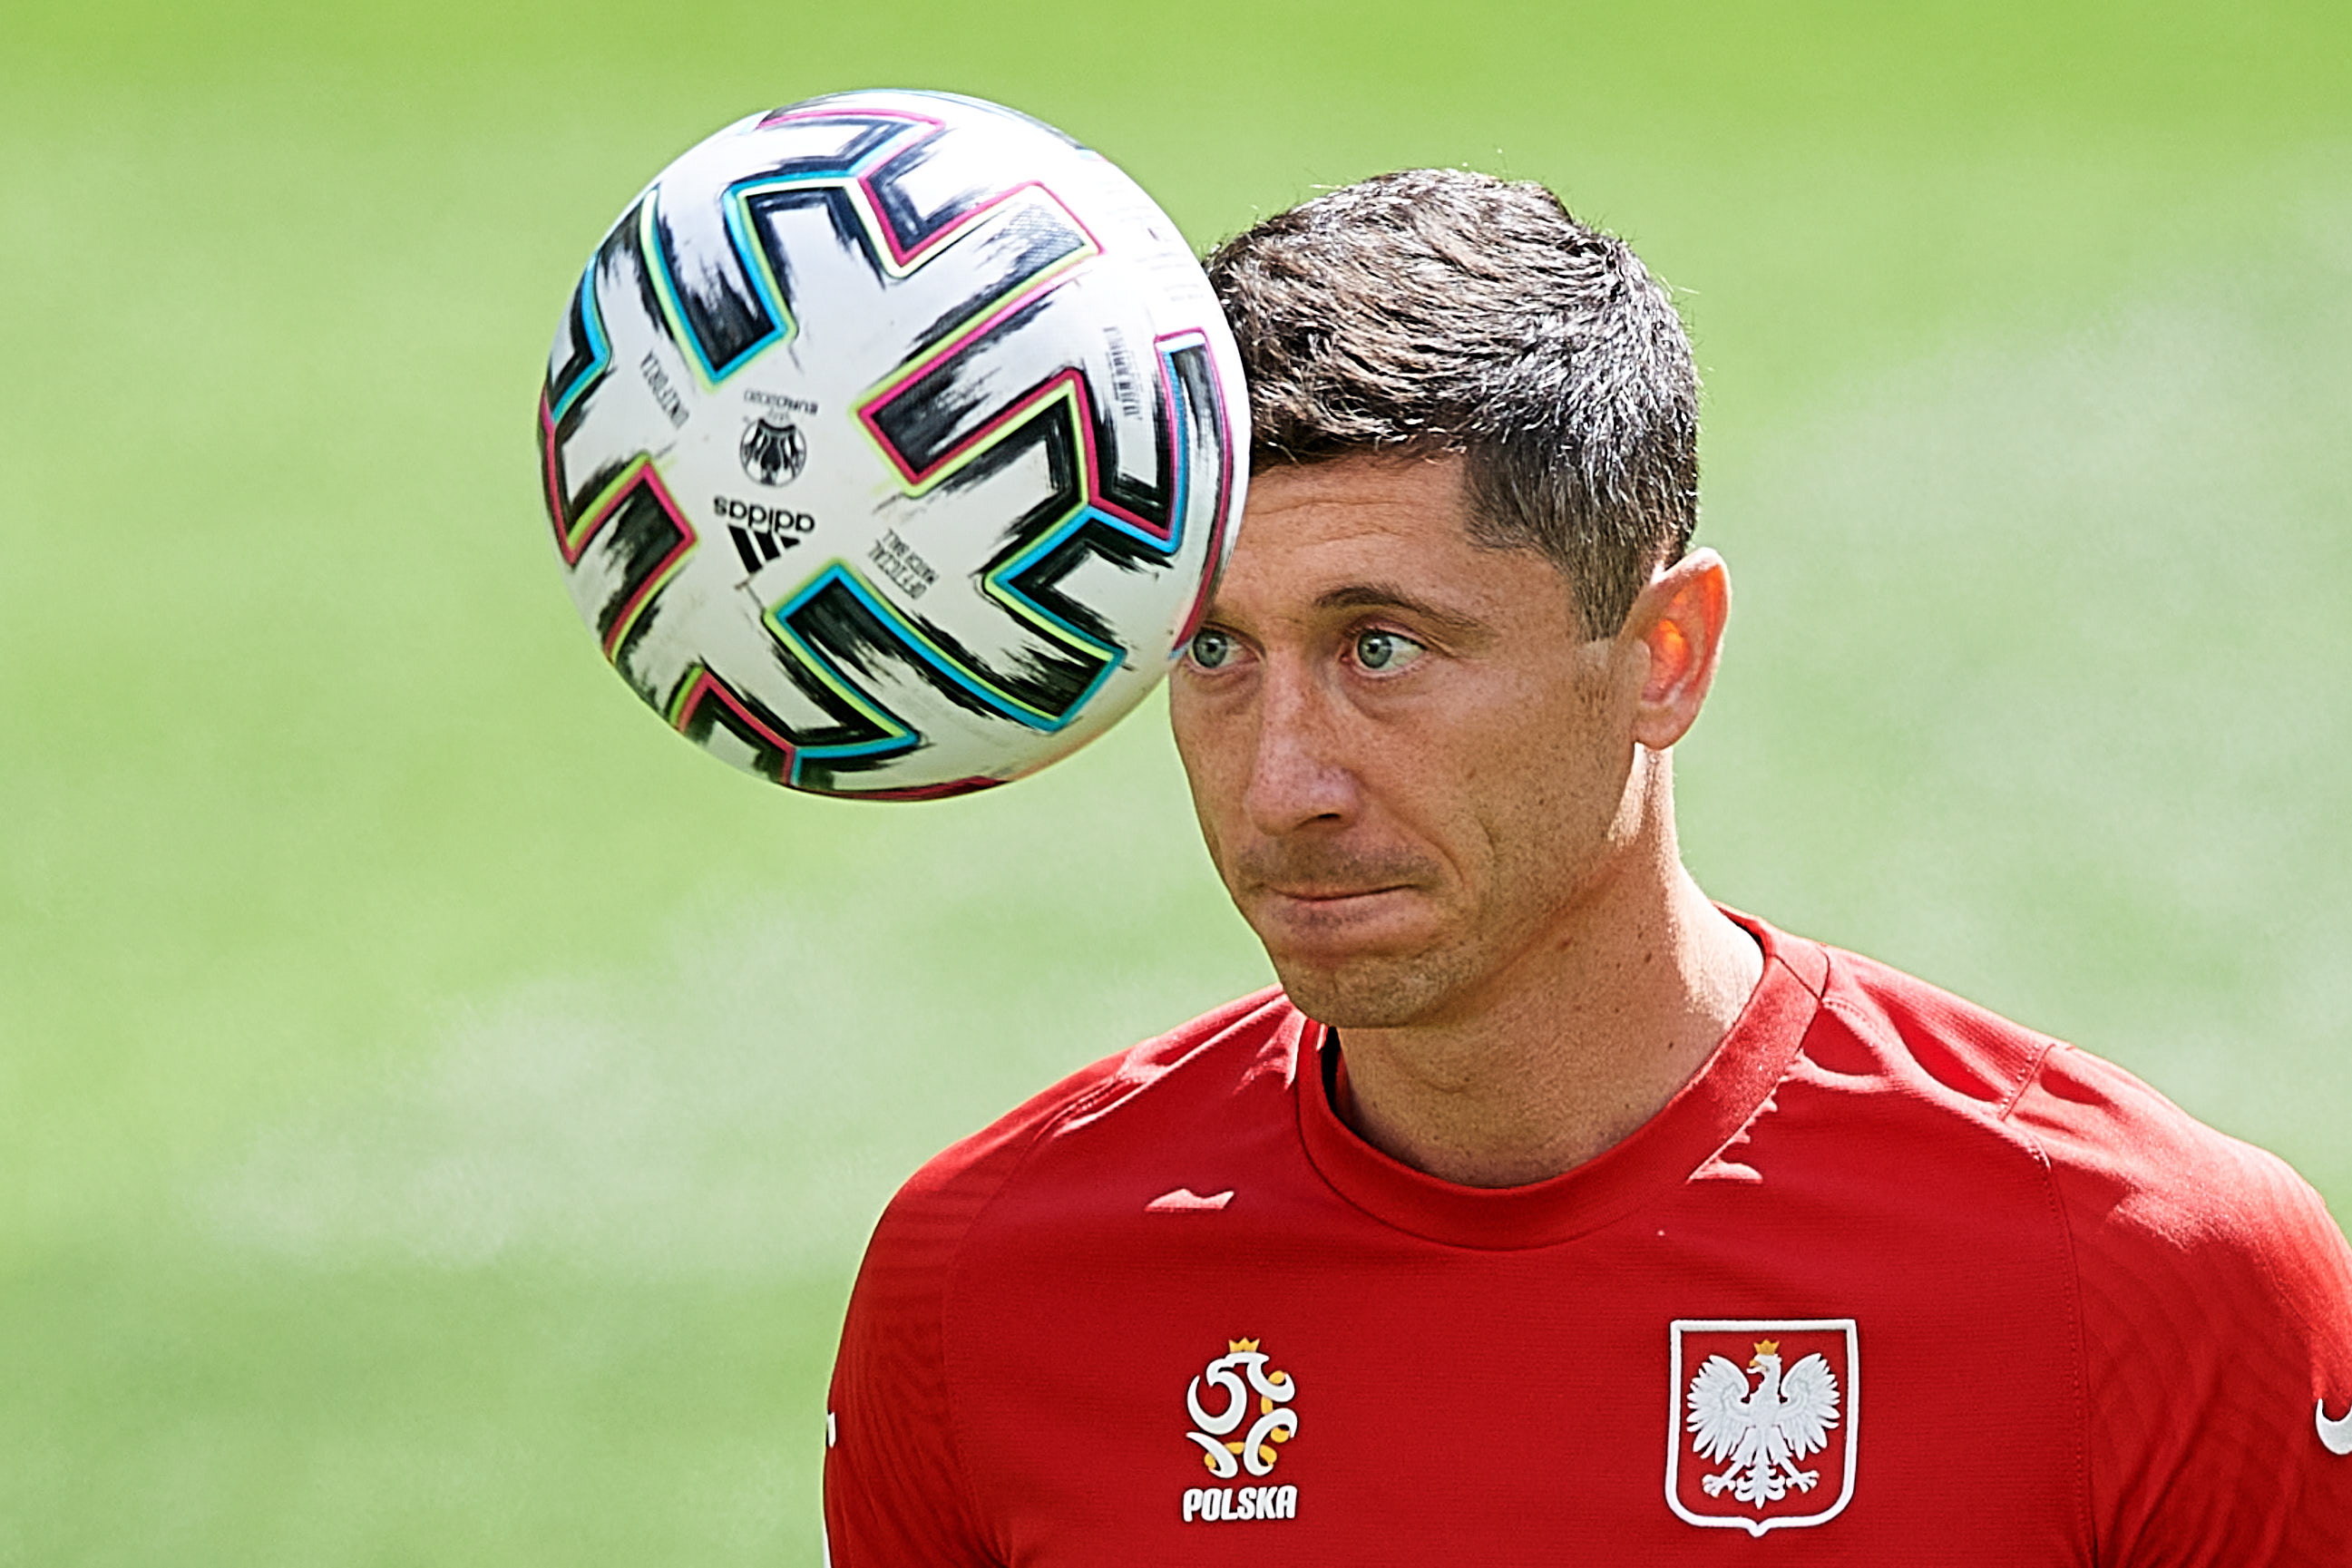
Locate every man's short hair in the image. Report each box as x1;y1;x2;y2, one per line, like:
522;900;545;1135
1205;169;1698;636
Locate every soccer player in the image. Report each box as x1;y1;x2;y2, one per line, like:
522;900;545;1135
823;170;2352;1563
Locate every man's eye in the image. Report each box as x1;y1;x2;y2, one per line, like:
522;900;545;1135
1353;629;1425;672
1186;628;1236;669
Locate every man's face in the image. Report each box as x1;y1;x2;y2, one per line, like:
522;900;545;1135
1170;455;1649;1029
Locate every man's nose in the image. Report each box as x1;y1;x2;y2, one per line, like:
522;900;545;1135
1243;659;1359;836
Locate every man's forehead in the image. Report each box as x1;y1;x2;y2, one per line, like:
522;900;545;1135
1227;457;1469;566
1208;455;1567;628
1245;452;1464;512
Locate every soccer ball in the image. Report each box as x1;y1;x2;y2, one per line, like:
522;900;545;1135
535;91;1246;800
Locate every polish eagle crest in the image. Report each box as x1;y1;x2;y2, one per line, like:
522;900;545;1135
1685;1339;1842;1509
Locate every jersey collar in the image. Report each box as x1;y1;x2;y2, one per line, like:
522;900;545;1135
1293;909;1829;1251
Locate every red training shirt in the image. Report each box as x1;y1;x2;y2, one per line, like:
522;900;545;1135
824;913;2352;1563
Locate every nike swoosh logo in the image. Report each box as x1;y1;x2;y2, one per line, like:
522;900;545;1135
2320;1399;2352;1456
1145;1187;1234;1213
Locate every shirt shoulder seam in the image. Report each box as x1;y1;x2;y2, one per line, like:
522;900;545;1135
2005;1044;2103;1558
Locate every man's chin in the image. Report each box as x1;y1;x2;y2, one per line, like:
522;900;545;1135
1264;945;1469;1031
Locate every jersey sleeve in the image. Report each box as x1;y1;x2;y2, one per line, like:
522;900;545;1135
2015;1044;2352;1566
823;1173;998;1567
823;1050;1133;1567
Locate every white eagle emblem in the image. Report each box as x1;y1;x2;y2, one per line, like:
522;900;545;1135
1686;1339;1841;1508
1666;1318;1859;1534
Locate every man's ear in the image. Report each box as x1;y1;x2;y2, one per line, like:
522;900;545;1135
1618;548;1731;752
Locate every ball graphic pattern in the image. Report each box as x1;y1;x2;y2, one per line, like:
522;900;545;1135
536;91;1245;798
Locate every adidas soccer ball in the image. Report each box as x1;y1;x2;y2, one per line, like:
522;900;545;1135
535;91;1246;800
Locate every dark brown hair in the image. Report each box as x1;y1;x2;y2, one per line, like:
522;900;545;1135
1205;169;1698;635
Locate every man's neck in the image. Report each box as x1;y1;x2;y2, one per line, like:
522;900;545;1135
1330;861;1764;1190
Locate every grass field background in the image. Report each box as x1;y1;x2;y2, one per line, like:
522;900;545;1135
3;1;2347;1560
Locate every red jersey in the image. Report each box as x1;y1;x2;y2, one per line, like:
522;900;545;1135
824;914;2352;1563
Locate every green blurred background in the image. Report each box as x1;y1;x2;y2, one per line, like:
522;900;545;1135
4;0;2347;1559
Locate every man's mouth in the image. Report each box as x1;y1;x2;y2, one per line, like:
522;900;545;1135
1262;885;1409;903
1232;848;1440;938
1253;884;1425;925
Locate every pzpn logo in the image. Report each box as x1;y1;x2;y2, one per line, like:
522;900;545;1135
1181;1337;1300;1524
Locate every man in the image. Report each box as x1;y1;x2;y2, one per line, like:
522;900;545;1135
823;170;2352;1563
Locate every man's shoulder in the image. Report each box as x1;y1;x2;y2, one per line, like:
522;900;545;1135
873;985;1302;1253
1807;939;2062;1115
2009;1032;2352;1347
1812;937;2352;1321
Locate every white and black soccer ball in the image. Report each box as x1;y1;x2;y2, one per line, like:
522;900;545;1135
536;91;1246;799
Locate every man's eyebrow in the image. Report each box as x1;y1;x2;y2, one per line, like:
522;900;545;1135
1311;582;1495;638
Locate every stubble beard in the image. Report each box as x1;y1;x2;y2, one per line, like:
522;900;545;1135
1248;832;1614;1033
1269;938;1484;1030
1222;839;1477;1027
1270;945;1468;1029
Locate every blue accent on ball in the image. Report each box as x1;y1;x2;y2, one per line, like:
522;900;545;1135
547;259;612;423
